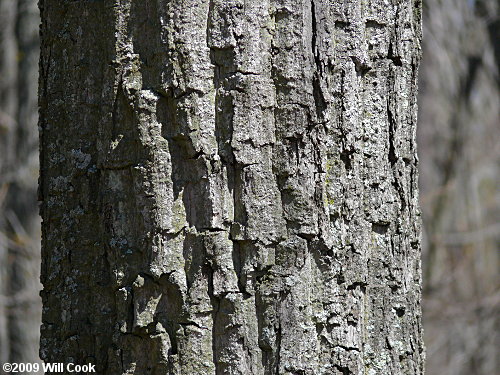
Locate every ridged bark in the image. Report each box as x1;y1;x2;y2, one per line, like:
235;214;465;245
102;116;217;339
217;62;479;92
39;0;424;374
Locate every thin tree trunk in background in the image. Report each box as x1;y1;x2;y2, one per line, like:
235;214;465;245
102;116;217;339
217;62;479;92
0;0;42;372
9;0;42;368
39;0;423;374
0;0;18;364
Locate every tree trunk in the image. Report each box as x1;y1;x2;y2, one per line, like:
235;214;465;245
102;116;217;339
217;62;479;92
39;0;424;374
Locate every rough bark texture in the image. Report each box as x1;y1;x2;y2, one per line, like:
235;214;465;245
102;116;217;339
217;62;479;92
0;0;42;371
39;0;423;374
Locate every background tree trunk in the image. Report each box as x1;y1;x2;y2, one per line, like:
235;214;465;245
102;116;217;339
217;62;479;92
39;0;423;374
0;0;42;372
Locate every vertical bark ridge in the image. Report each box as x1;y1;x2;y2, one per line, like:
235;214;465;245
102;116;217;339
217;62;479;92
40;0;424;374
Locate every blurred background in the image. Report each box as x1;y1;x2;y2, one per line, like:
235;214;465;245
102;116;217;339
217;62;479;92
0;0;41;372
0;0;498;374
419;0;499;373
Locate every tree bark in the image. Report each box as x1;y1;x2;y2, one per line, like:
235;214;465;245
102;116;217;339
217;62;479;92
39;0;424;374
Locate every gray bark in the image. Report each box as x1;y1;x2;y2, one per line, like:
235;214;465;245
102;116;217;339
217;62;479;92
0;0;42;371
39;0;423;374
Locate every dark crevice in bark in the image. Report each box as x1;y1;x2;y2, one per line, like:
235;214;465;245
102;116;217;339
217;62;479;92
340;147;354;170
387;103;397;167
366;20;386;29
334;364;352;375
312;76;327;121
231;240;245;295
207;263;221;374
311;0;327;121
310;0;321;73
388;42;403;67
351;56;371;76
346;282;367;292
372;222;390;234
275;321;282;375
394;306;406;317
334;20;350;29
